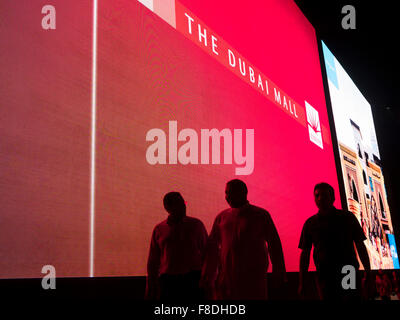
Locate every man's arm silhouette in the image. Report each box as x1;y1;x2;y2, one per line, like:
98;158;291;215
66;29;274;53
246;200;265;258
265;212;286;282
200;216;220;298
298;219;312;297
349;212;371;272
145;228;161;299
198;221;209;263
355;240;370;271
298;248;311;296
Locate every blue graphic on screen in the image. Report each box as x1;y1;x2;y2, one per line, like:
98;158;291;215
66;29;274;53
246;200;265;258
322;41;339;90
388;234;400;269
369;176;374;192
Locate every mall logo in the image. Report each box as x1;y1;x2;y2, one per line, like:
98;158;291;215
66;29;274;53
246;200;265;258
305;101;323;149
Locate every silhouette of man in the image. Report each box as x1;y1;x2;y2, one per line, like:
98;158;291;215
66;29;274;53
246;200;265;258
298;182;371;300
201;179;286;299
145;192;208;300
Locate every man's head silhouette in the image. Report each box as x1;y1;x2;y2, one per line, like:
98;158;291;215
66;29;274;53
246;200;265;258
225;179;248;208
163;192;186;219
314;182;335;211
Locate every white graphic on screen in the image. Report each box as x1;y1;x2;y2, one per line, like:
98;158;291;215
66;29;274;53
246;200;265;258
305;101;323;149
138;0;153;10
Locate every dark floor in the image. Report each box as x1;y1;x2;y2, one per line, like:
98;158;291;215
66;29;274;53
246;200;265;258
0;271;378;301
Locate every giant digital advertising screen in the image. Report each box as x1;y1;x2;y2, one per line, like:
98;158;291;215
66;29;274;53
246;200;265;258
322;41;399;270
0;0;339;278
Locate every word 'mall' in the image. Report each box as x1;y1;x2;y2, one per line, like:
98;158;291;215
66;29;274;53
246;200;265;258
146;121;254;175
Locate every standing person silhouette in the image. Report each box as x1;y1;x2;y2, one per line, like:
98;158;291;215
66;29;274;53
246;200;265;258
298;182;371;300
145;192;208;300
392;271;400;300
201;179;286;299
377;271;392;301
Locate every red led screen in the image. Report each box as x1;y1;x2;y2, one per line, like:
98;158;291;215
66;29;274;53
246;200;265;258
0;0;339;277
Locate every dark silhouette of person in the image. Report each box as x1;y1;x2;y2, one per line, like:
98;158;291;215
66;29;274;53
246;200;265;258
298;182;371;300
145;192;208;300
201;179;286;299
361;270;375;300
376;271;392;300
392;271;400;300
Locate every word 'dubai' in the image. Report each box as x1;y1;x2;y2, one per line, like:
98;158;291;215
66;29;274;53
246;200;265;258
146;121;254;175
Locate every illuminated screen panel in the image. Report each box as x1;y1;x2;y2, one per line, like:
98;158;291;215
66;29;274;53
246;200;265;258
91;0;339;275
0;0;92;278
322;41;399;270
0;0;339;278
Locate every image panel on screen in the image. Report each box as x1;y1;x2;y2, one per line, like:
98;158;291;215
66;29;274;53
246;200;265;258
322;41;399;270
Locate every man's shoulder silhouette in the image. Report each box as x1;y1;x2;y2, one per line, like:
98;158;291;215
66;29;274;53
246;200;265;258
215;203;268;217
184;215;206;227
248;203;270;215
326;208;359;226
305;207;350;223
154;219;168;229
215;207;232;219
156;215;205;227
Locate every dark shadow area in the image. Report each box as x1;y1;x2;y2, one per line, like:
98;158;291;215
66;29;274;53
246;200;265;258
2;270;397;301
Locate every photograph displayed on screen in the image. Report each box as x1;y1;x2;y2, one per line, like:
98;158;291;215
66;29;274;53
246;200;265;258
0;0;340;278
322;41;399;270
